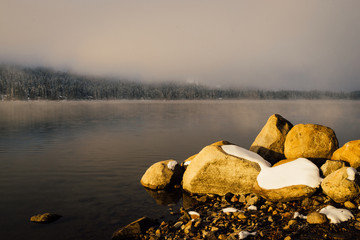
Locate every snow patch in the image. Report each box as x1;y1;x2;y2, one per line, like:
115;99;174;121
247;205;257;211
184;161;191;166
188;211;200;218
347;167;357;181
222;207;242;213
221;145;271;169
293;212;307;219
167;160;178;171
257;158;322;189
239;231;256;239
319;205;354;224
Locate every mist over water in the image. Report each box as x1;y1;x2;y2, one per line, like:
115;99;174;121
1;1;360;91
0;100;359;239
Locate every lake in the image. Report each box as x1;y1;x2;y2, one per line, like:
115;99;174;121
0;100;359;240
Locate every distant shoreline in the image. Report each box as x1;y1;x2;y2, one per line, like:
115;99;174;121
1;64;359;101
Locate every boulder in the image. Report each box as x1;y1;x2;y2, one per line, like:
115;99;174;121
320;160;347;177
332;140;360;169
30;213;62;223
140;160;183;190
284;124;339;161
321;167;360;203
112;216;157;240
250;114;293;164
182;141;269;196
253;158;322;202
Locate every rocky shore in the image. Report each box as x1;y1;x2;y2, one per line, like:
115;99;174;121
112;114;360;240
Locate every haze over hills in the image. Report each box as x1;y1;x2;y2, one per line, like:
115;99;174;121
0;64;359;101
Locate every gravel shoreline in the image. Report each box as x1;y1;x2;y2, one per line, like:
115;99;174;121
134;191;360;240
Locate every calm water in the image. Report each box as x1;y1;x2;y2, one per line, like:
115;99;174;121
0;100;359;239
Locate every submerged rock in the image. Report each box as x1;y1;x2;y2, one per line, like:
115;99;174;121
284;124;339;161
332;140;360;169
321;167;360;203
182;141;269;196
250;114;293;164
112;216;157;240
30;213;62;223
140;159;184;190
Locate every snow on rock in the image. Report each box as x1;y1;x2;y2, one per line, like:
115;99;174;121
347;167;357;181
184;161;191;166
319;205;354;224
221;145;271;169
257;158;322;189
293;212;307;219
167;160;178;171
222;207;242;213
188;211;200;219
239;231;256;239
247;205;257;211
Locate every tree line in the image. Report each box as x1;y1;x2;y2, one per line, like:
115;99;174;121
0;64;359;100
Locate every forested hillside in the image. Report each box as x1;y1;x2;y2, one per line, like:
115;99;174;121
0;64;358;100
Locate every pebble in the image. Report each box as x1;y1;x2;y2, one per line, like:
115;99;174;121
344;201;357;209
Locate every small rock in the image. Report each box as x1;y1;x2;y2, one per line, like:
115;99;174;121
306;212;328;224
344;201;357;209
30;213;62;223
354;221;360;230
173;221;183;229
239;194;246;203
321;160;347;177
301;197;312;207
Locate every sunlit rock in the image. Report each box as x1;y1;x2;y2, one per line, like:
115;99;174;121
30;213;62;223
250;114;293;164
182;141;270;196
140;160;183;190
321;159;347;177
332;140;360;169
284;124;338;162
321;167;360;203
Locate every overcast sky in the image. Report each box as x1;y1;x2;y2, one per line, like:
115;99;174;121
1;1;359;91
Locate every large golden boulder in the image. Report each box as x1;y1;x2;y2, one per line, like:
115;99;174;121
284;124;338;160
332;140;360;169
182;141;269;195
140;160;183;190
250;114;293;164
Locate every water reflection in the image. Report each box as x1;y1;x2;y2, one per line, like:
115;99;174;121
143;187;182;206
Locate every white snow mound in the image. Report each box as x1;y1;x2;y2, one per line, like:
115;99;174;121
167;160;178;171
319;205;354;224
257;158;322;189
247;205;257;211
347;167;357;181
293;211;307;219
239;231;256;239
222;207;242;213
188;211;200;217
221;145;271;169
